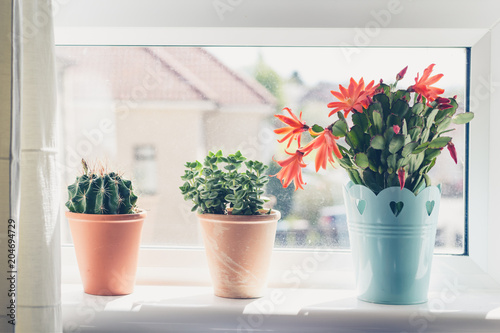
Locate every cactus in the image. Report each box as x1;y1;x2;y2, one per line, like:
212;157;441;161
273;65;474;195
333;84;471;194
66;159;138;214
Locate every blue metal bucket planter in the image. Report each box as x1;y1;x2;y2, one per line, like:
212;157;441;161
343;181;441;305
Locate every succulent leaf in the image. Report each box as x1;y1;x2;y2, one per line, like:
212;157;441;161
330;120;347;137
391;99;410;118
352;113;369;132
354;153;369;169
402;141;419;158
389;135;405;154
370;135;385;150
452;112;475;124
371;110;384;135
428;136;452;149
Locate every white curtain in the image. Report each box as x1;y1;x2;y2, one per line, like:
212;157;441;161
0;0;61;332
0;0;21;332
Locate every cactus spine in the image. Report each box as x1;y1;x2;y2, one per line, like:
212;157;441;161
66;159;138;214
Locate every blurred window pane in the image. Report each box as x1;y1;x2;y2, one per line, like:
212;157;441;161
57;46;468;254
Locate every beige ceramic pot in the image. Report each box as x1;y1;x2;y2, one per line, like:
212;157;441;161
66;211;146;296
198;210;280;298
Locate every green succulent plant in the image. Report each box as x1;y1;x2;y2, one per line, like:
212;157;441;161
66;159;139;214
180;150;270;215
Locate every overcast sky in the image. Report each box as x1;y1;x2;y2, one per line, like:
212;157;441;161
206;47;466;91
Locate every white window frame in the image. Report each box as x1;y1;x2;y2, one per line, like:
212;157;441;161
56;0;500;289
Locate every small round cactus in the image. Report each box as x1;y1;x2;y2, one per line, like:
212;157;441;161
66;159;138;214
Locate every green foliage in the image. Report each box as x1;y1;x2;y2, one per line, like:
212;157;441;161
331;90;474;194
179;151;270;215
254;54;284;107
66;159;138;214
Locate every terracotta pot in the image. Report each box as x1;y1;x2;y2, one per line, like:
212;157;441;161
197;210;280;298
66;211;146;296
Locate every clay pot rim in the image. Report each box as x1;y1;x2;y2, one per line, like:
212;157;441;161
197;209;280;224
65;209;147;222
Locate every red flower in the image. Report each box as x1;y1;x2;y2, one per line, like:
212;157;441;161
327;78;377;118
272;150;307;191
447;141;458;164
398;168;406;190
300;129;342;172
393;125;401;134
274;108;309;148
396;66;408;81
409;64;445;105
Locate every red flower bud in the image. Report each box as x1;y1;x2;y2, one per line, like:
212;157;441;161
416;94;423;103
435;97;451;104
453;95;457;99
393;125;401;134
396;66;408;81
398;168;405;190
447;141;458;164
438;103;453;110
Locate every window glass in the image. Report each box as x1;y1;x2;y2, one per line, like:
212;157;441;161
57;46;467;254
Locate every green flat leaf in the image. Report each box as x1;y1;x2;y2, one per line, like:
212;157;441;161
437;116;453;134
373;93;390;116
425;148;442;160
402;141;419;158
452;112;475;124
338;156;354;169
391;99;410;118
393;89;410;102
387;154;397;170
346;169;362;185
354;153;369;169
362;169;383;194
311;124;324;134
331;119;348;137
412;142;429;154
429;136;452;149
408;126;422;142
372;110;384;134
346;125;364;150
412;103;425;115
408;153;425;174
389;135;405;154
370;135;385;150
386;114;401;128
352;113;369;132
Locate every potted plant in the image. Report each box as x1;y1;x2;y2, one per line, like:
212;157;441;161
180;150;280;298
65;159;146;296
272;64;474;304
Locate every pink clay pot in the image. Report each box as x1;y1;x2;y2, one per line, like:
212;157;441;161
198;210;280;298
66;211;146;296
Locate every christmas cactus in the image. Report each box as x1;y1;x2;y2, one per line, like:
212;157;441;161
273;64;474;195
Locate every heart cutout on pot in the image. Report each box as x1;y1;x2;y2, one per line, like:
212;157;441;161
390;201;404;217
426;200;435;216
356;199;366;215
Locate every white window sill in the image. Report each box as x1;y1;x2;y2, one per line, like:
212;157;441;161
62;284;500;333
